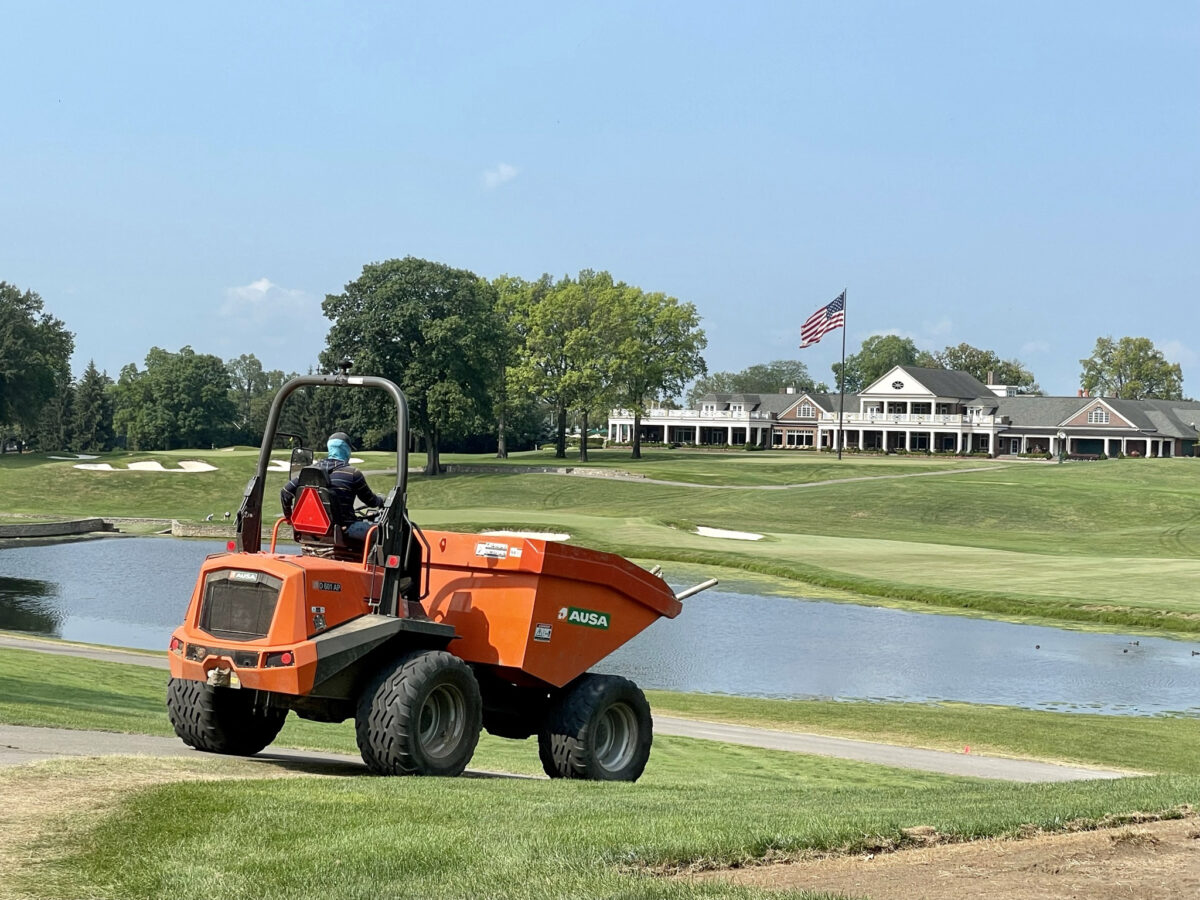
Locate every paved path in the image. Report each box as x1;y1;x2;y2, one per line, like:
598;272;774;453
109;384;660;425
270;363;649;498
0;633;1127;782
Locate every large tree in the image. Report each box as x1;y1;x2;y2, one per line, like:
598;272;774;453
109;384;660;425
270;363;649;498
926;343;1040;394
1079;336;1183;400
687;359;822;406
610;287;707;460
0;282;74;438
832;335;921;393
112;347;235;449
492;274;553;458
512;271;620;460
226;353;289;445
322;257;502;475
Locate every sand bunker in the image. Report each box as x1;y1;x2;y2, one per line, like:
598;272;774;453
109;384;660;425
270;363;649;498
481;530;570;541
74;460;217;473
694;526;763;541
49;454;99;461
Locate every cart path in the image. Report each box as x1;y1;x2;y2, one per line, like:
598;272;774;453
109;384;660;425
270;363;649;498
0;633;1127;782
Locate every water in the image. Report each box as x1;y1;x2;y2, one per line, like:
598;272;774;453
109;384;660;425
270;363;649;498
3;537;1200;715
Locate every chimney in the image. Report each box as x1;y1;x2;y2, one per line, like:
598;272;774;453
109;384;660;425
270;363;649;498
785;385;795;394
987;370;995;385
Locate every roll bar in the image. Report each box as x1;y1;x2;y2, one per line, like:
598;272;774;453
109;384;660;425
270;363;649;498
235;372;410;555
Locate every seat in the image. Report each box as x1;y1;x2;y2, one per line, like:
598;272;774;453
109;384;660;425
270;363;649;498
290;465;363;561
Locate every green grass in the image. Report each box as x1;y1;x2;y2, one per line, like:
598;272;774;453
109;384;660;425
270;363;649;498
7;648;1200;900
4;450;1200;633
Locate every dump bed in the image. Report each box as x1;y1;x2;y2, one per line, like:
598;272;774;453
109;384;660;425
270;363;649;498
422;531;681;688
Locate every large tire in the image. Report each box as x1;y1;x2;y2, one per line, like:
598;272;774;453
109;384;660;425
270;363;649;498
166;677;288;755
538;674;652;782
355;650;482;776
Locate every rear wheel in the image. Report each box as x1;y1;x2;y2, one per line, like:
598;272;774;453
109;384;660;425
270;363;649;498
538;674;652;782
355;650;482;776
166;677;288;755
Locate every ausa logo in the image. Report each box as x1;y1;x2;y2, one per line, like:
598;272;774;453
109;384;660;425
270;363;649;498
558;606;610;630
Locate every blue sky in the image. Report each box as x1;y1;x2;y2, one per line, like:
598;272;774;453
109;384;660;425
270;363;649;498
3;2;1196;396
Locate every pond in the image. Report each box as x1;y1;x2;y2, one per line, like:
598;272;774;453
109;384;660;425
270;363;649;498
3;537;1200;715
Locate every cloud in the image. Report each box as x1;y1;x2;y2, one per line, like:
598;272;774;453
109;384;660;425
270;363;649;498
221;278;317;325
1021;340;1051;355
482;162;519;190
923;317;953;337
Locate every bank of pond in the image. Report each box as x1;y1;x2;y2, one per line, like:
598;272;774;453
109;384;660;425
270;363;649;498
2;536;1199;716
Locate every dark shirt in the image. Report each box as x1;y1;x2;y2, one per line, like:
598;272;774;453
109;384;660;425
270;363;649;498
281;457;385;527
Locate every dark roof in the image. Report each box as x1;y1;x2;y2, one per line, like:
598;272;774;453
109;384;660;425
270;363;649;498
699;391;829;415
893;366;993;399
992;396;1200;437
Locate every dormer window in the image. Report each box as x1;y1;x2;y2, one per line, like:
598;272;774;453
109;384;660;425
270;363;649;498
798;404;814;418
730;403;744;414
701;403;715;414
1087;407;1109;425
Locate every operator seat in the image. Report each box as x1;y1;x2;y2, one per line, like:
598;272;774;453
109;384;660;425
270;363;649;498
291;465;365;561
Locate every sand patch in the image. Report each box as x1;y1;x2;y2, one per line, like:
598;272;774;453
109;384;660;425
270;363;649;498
48;454;99;461
695;526;763;541
481;530;571;541
74;460;217;473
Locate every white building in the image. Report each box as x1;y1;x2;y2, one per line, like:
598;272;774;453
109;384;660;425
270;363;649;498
609;366;1200;458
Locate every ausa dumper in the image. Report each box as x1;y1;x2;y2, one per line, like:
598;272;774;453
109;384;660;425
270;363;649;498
166;371;715;780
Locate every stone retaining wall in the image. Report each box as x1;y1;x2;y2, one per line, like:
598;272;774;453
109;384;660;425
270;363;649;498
0;518;113;538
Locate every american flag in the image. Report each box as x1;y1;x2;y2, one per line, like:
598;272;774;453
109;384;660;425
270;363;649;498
799;291;846;348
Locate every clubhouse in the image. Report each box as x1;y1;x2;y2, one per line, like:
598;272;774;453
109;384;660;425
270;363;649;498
607;366;1200;458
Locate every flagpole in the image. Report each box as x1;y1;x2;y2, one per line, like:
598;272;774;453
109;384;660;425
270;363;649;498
837;289;847;461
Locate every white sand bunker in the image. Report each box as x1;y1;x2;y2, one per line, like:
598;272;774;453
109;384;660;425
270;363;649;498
49;453;99;460
74;460;218;473
695;526;763;541
482;530;570;541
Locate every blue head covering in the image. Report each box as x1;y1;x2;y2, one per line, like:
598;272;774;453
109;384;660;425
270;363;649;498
326;434;352;462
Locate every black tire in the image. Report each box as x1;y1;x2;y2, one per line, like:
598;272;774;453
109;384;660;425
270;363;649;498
538;674;652;782
166;677;288;755
355;650;482;776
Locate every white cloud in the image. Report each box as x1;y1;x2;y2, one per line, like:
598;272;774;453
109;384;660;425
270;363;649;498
221;278;317;325
1021;340;1051;355
482;162;519;190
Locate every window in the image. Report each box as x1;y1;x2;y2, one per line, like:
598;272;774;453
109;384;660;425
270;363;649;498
701;403;715;414
730;403;744;414
911;403;931;415
798;404;814;418
1087;407;1109;425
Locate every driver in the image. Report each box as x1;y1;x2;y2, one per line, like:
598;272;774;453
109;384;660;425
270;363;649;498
281;432;385;540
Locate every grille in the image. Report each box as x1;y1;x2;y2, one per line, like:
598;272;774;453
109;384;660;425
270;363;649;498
198;570;283;641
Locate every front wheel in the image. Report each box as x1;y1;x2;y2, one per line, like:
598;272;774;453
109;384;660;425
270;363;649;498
166;677;288;755
538;674;652;782
355;650;482;776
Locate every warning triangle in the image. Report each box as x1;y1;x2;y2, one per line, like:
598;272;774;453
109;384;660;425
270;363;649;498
291;486;332;535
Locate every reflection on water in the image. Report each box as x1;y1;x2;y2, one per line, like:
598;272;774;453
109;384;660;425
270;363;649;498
0;575;63;636
3;537;1200;715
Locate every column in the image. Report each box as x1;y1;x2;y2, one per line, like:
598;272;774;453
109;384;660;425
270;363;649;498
726;426;733;445
694;426;701;446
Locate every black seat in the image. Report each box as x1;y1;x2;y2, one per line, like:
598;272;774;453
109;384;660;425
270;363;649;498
291;465;362;560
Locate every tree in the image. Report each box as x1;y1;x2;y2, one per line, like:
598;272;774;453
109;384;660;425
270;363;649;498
71;360;114;452
610;287;707;460
492;274;553;458
926;343;1040;394
112;347;236;449
322;257;502;475
227;354;289;445
1079;336;1183;400
512;271;620;460
0;282;74;438
831;335;921;393
687;359;822;406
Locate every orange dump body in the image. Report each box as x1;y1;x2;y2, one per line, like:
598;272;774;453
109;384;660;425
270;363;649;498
422;531;682;687
168;533;680;695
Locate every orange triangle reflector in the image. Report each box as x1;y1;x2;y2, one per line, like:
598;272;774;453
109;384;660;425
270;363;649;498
291;486;332;535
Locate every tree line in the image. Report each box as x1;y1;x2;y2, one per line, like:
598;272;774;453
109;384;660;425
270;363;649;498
688;334;1184;405
0;262;708;470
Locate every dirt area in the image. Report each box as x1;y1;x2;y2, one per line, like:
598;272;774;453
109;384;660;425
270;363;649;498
690;814;1200;899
